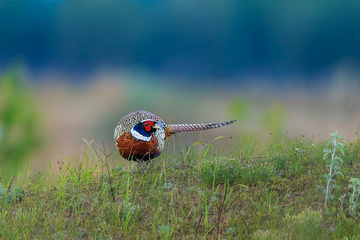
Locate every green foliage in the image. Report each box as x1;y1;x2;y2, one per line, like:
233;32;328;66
158;225;173;239
322;132;346;209
198;136;323;186
261;103;287;137
199;156;243;185
198;155;274;186
347;177;360;217
253;209;323;240
0;69;43;175
284;208;323;238
0;183;26;203
228;98;250;122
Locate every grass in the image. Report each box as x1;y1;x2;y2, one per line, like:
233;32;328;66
1;133;360;239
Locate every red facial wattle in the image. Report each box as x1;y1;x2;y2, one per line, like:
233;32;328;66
143;121;154;132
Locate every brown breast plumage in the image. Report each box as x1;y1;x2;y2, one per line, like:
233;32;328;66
115;131;162;160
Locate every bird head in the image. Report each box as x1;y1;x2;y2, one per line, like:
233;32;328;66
130;119;160;141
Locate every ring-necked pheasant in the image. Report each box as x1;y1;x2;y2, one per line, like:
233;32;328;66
114;110;236;165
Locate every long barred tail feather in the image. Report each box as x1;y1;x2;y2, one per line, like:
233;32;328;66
168;120;236;133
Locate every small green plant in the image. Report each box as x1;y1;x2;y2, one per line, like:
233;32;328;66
253;208;323;239
252;229;283;240
158;225;173;239
198;156;241;185
285;208;323;239
348;177;360;217
0;183;26;203
322;132;345;209
285;208;322;227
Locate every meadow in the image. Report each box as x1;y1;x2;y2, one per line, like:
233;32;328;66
1;131;360;239
1;67;360;239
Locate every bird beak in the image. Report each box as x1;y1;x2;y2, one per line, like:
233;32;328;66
152;124;161;129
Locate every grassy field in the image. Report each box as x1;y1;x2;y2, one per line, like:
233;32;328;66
1;133;360;239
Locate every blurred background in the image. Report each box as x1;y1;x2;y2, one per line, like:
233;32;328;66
1;0;360;177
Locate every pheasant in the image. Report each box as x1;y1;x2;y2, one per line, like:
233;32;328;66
114;110;236;164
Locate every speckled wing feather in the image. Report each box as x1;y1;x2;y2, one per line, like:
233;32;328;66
167;120;236;133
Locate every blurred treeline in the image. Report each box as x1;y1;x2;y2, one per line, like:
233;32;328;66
1;0;360;78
